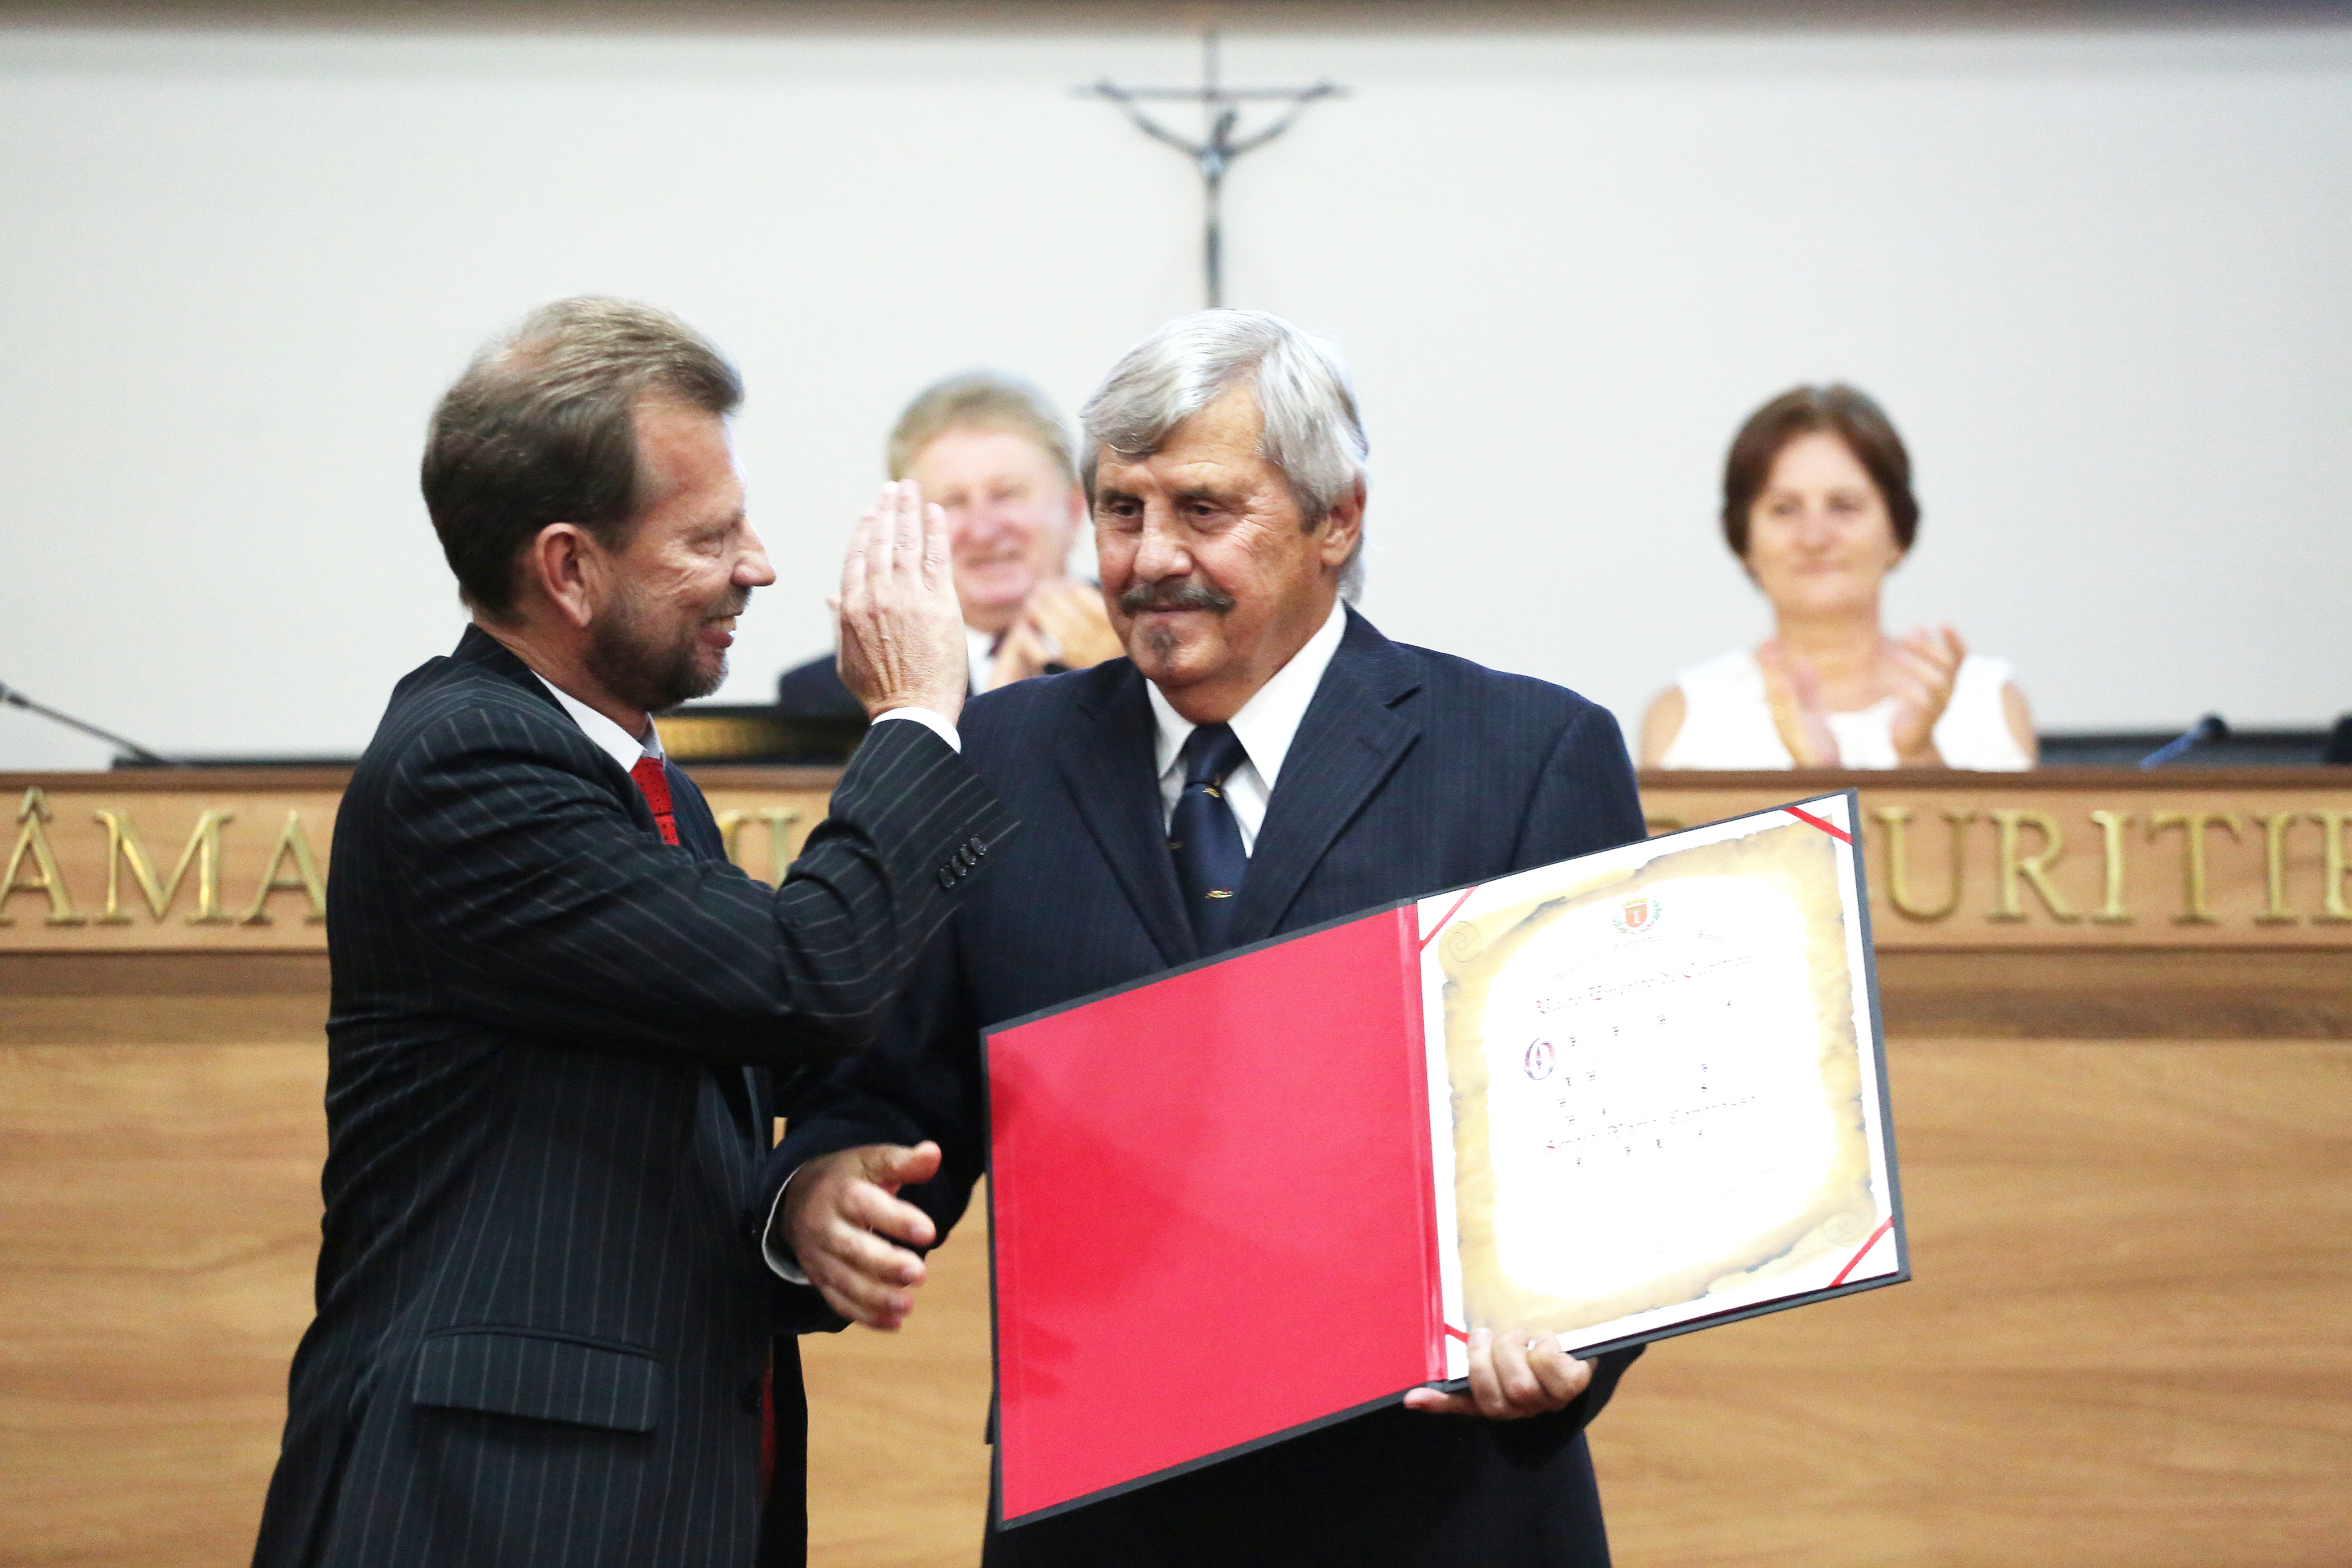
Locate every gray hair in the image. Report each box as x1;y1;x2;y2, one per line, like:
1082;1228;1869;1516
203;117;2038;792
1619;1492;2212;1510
1080;309;1368;598
887;369;1077;486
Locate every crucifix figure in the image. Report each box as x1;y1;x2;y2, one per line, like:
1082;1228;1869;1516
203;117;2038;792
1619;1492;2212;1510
1078;33;1345;309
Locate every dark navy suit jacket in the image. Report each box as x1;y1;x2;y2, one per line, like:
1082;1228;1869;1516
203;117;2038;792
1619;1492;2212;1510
774;651;866;720
253;626;1011;1568
769;607;1649;1568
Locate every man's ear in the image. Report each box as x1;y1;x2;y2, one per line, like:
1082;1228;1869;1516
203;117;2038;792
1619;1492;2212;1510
526;523;602;631
1315;476;1368;567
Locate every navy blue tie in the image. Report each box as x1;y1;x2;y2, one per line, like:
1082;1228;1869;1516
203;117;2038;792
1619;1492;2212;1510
1170;722;1250;954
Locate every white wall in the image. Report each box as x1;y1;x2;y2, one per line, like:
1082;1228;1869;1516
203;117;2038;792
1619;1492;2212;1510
2;12;2348;767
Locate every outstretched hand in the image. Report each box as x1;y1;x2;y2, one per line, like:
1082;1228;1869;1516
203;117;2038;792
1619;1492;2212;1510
776;1141;943;1331
1402;1328;1593;1420
835;482;967;724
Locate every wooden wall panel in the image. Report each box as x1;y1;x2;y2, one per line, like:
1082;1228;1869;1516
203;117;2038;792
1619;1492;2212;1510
1587;1036;2352;1568
4;963;2346;1567
800;1193;995;1568
0;989;328;1567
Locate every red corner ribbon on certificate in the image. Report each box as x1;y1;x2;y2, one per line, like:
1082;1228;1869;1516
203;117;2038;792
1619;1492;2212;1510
1828;1216;1896;1286
1419;887;1481;951
1782;804;1852;843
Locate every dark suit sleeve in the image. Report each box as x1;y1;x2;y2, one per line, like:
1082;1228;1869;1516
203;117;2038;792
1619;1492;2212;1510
383;707;1011;1066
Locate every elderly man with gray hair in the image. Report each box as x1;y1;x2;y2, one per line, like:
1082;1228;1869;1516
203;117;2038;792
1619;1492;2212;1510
762;309;1647;1566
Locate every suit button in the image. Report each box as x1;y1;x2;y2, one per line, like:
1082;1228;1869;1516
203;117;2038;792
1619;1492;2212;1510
740;1379;763;1415
937;866;956;890
972;837;988;858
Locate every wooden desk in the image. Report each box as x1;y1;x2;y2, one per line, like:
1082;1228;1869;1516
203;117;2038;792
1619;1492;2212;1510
2;768;2346;1566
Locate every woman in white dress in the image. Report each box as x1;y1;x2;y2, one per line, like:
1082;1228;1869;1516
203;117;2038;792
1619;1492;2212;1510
1642;384;2037;771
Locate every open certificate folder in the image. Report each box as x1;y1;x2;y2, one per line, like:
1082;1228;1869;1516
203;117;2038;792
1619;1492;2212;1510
983;791;1906;1529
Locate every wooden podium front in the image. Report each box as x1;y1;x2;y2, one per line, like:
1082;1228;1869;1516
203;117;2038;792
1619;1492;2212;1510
3;767;2346;1566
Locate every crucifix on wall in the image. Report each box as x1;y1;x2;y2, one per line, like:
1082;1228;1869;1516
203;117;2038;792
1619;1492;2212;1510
1078;33;1345;309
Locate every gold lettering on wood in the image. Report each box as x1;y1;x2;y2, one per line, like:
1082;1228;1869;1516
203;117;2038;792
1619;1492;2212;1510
1874;807;1973;920
2254;813;2301;925
1;787;85;926
2314;811;2352;924
2086;810;2134;924
92;808;236;924
1987;809;2079;922
756;808;804;883
238;811;328;925
716;807;806;885
714;809;753;868
2148;811;2240;925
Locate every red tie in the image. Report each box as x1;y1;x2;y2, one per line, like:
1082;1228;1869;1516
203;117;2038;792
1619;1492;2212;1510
629;757;680;846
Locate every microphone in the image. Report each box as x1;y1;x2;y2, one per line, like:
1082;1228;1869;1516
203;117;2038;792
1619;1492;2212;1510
0;680;179;767
2138;713;2229;769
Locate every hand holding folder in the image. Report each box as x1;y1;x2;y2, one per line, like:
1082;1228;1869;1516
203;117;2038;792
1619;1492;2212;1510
1398;1327;1591;1419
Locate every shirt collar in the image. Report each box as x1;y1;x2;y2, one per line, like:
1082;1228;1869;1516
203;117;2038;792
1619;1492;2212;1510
1147;597;1348;788
532;672;663;774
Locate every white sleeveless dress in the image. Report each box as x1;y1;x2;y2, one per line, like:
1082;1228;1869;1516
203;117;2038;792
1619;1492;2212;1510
1657;648;2030;770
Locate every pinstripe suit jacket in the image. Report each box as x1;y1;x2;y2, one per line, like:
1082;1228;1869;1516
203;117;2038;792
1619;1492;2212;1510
253;625;1010;1568
767;607;1648;1568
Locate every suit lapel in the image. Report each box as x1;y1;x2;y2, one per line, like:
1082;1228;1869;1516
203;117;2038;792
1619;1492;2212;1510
1055;666;1198;968
662;763;728;864
1227;613;1423;945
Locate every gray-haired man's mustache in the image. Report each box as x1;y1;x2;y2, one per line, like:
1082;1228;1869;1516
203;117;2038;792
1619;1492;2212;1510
1118;581;1237;615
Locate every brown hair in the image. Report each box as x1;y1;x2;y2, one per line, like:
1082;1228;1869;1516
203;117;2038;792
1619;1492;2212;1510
887;370;1075;486
422;296;742;619
1720;383;1918;558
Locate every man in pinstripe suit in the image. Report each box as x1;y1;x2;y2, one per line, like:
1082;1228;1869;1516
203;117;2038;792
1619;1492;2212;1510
252;299;1011;1568
766;310;1644;1565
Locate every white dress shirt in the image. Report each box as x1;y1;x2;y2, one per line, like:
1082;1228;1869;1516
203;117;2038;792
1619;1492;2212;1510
535;674;663;770
966;624;998;697
1144;597;1348;855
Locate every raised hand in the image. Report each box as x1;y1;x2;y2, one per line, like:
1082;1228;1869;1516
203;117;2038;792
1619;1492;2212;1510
836;481;967;724
1402;1327;1593;1420
1886;624;1965;765
776;1142;943;1330
1757;640;1839;767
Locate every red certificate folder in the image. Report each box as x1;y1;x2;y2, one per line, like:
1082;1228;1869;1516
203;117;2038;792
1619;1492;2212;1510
984;793;1905;1530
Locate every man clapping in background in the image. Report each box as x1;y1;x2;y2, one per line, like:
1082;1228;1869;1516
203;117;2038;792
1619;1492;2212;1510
776;372;1122;717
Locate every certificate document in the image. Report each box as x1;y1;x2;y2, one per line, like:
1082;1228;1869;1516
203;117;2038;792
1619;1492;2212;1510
1419;792;1902;1372
984;791;1903;1526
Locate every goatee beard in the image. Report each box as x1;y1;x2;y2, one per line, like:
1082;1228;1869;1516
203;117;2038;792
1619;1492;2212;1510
584;587;727;714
